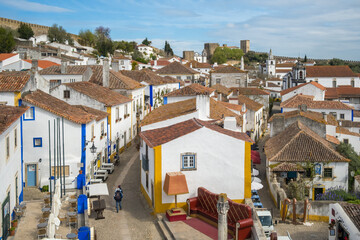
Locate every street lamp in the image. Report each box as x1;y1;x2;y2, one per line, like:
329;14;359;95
90;142;97;154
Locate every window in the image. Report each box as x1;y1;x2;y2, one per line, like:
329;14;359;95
343;139;349;144
340;114;345;119
332;79;337;88
299;71;303;79
63;90;70;99
236;79;240;84
14;128;17;149
50;80;61;89
323;168;333;178
133;101;135;112
187;76;191;80
6;135;10;159
181;153;197;170
216;78;221;84
116;107;119;120
101;122;105;136
315;78;318;83
24;107;35;120
351;79;355;87
91;124;94;139
305;167;313;178
330;112;337;118
125;105;128;115
133;124;136;136
51;165;70;177
176;76;181;80
33;138;42;147
120;60;124;65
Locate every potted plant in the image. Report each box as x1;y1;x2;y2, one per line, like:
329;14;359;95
9;227;16;236
11;219;18;228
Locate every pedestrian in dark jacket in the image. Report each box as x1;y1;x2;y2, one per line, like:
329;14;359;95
114;185;123;212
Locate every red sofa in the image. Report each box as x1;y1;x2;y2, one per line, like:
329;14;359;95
187;187;253;240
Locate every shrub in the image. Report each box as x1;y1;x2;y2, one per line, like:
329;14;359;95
315;187;358;201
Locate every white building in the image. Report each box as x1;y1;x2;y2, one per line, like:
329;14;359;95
0;53;20;72
112;55;132;71
163;83;215;105
336;127;360;155
1;59;59;72
156;61;200;86
50;81;133;157
0;106;28;239
21;90;108;188
280;81;326;102
325;86;360;110
139;118;253;213
305;66;359;88
329;203;360;240
137;44;154;59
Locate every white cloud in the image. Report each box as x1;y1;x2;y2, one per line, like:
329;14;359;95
0;0;72;13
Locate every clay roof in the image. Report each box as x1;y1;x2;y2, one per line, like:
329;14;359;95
72;105;108;121
0;71;30;92
354;110;360;118
276;63;295;68
141;97;242;126
39;65;88;75
113;55;130;60
162;76;184;86
272;162;304;172
165;84;214;97
336;127;360;137
340;203;360;231
267;82;278;88
230;87;270;96
237;95;263;111
220;101;243;112
325;86;360;99
0;53;17;62
339;120;360;128
265;121;349;163
280;94;353;110
150;60;171;66
23;60;59;69
121;69;166;86
22;90;97;124
64;81;132;107
280;81;326;96
306;66;358;78
268;110;338;126
0;105;29;135
211;84;231;95
275;69;291;73
212;65;246;74
140;118;252;147
155;61;199;75
326;135;340;145
184;60;211;69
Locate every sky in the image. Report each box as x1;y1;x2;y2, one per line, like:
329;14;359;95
1;0;360;60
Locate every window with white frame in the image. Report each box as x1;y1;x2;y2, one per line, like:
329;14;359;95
24;107;34;120
340;114;345;119
181;153;196;170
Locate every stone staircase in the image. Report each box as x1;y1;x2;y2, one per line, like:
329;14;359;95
156;214;175;240
23;187;46;201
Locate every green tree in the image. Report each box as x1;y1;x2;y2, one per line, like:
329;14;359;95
131;61;138;70
337;142;360;190
304;55;308;62
0;27;16;53
131;50;148;64
48;24;68;43
94;26;113;57
142;37;151;46
211;47;244;64
164;41;173;57
78;29;95;47
17;23;34;40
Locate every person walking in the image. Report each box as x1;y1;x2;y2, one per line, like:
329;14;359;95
114;185;123;213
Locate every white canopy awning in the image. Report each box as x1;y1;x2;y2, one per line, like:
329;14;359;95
88;183;109;197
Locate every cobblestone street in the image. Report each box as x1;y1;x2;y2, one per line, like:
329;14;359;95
88;141;162;239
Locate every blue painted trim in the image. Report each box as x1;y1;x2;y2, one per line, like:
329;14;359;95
149;85;153;107
81;124;86;175
351;110;354;122
178;83;180;89
33;137;42;147
19;99;22;106
107;117;110;163
181;154;196;169
20;115;24;203
281;108;283;113
23;106;35;121
163;97;167;105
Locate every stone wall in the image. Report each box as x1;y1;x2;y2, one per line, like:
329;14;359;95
210;72;247;88
183;51;194;61
204;43;219;62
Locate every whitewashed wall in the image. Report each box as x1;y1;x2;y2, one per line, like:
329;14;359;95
306;77;359;88
281;84;325;102
283;107;352;121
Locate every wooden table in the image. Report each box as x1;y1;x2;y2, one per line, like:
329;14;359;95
37;222;48;229
92;199;106;220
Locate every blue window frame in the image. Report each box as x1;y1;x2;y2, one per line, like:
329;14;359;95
33;138;42;147
181;153;196;170
24;107;35;121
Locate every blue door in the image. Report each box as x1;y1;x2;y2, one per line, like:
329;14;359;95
27;164;37;187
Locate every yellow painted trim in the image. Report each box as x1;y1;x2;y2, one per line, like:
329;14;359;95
244;142;251;199
109;152;116;162
140;183;152;208
266;177;277;206
14;91;21;106
230;199;245;204
312;186;325;201
153;145;163;213
295;214;329;222
106;107;112;140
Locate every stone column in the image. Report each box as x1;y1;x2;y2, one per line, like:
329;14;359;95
217;193;230;240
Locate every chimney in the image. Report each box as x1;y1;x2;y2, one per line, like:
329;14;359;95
240;56;244;71
217;92;222;102
61;61;67;74
322;112;328;122
224;117;237;131
111;61;120;72
103;58;110;88
31;59;38;71
196;95;210;120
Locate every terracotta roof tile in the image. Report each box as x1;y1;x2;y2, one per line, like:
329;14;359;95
325;86;360;99
275;69;291;73
113;55;130;60
306;66;358;78
339;120;360;128
212;65;247;73
165;84;214;97
162;76;184;86
39;65;89;75
280;81;326;96
184;60;211;69
210;98;242;126
72;105;108;121
211;84;231;95
272;162;304;172
121;69;166;86
336;127;360;137
23;60;59;69
354;110;360;118
280;94;353;110
340;203;360;231
22;90;96;124
230;87;270;96
268;110;338;126
237;95;263;111
219;101;243;112
326;134;340;145
155;61;199;75
0;71;30;92
0;105;29;134
150;60;171;66
0;53;17;62
276;63;295;68
265;121;349;163
64;81;132;106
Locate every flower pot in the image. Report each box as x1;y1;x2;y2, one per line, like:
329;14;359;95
12;220;18;228
10;228;16;236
